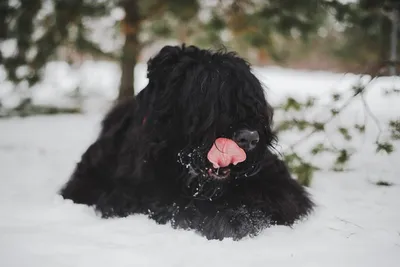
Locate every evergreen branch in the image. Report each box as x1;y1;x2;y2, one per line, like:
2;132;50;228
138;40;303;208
285;64;381;152
139;2;168;22
360;91;382;142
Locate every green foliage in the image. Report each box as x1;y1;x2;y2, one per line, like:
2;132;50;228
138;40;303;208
148;19;172;38
335;149;351;166
352;84;365;96
331;109;340;116
389;119;400;140
354;124;366;133
0;98;82;118
376;141;394;154
328;0;398;65
168;0;199;22
384;88;400;95
283;152;319;187
338;127;352;141
1;0;118;91
312;122;325;131
310;143;330;155
279;96;317;112
221;0;328;61
332;93;342;101
282;97;302;111
276;76;398;186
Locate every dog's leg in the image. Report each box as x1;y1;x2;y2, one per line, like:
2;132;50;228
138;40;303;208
183;155;314;241
160;154;314;241
239;153;315;228
60;98;137;211
61;138;142;218
168;201;262;241
197;208;263;241
60;137;118;207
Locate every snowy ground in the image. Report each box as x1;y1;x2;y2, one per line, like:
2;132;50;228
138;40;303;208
1;64;400;267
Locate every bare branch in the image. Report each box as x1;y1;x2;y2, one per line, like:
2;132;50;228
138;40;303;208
360;92;382;142
285;62;383;153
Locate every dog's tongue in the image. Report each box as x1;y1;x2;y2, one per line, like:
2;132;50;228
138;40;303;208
207;138;246;168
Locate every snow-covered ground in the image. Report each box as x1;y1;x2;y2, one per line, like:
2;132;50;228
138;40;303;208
1;63;400;267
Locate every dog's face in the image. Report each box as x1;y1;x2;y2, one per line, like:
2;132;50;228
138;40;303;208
141;45;275;184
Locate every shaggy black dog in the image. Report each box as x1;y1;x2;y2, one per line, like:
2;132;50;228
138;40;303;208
60;45;314;240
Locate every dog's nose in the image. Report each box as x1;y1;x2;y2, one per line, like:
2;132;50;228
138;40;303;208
233;129;260;151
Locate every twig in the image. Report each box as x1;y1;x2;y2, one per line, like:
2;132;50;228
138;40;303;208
346;232;356;239
285;86;365;151
360;92;382;142
335;216;364;229
284;64;382;153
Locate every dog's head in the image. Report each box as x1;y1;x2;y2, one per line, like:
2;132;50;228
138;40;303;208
138;45;275;184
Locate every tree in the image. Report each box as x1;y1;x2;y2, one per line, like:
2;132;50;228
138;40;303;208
117;0;200;100
0;0;117;115
319;0;400;72
118;0;140;101
0;0;201;104
1;0;331;104
209;0;327;62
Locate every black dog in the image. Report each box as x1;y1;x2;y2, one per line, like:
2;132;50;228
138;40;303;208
60;45;314;240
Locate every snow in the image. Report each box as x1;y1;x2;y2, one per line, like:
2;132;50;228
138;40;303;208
1;63;400;267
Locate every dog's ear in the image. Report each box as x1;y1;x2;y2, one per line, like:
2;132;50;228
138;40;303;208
141;45;185;125
146;45;184;82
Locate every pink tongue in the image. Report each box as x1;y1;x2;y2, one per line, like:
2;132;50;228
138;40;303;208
207;138;246;168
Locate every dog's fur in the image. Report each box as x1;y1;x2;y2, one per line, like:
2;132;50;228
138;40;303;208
60;45;314;240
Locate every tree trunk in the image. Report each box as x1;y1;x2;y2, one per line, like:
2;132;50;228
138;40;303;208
118;0;141;102
389;8;398;76
257;49;269;65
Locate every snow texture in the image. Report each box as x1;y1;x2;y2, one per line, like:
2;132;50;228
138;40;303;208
1;63;400;267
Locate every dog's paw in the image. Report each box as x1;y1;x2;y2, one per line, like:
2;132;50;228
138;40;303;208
198;209;267;241
95;190;138;218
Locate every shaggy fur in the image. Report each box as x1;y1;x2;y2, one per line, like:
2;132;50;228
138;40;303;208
60;45;314;240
